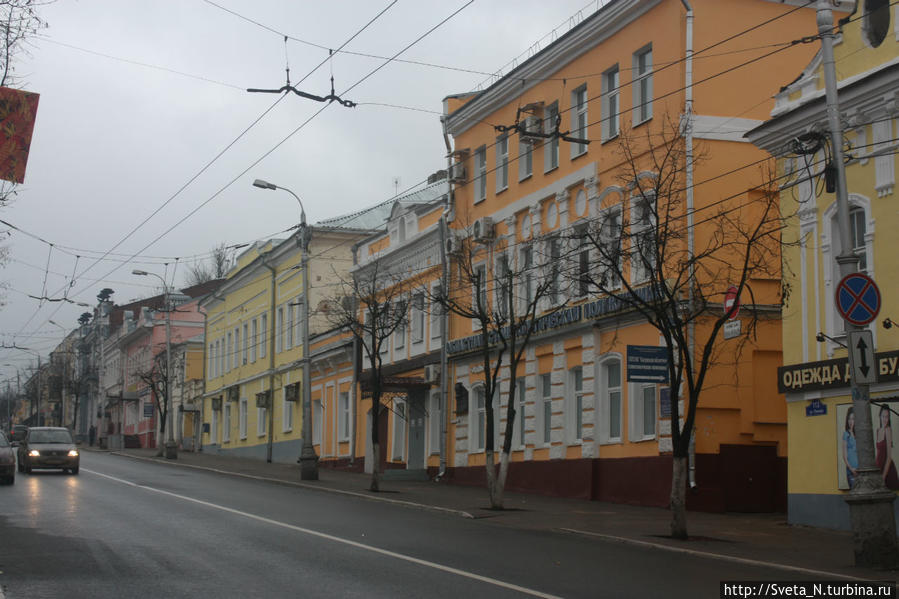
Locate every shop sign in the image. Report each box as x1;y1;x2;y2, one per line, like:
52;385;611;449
777;349;899;393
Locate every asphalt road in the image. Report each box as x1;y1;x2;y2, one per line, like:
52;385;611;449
0;452;832;598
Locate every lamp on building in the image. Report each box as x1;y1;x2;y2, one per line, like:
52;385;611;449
132;269;177;460
252;178;318;480
815;331;847;349
884;318;894;330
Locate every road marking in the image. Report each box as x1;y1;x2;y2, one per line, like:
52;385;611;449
560;528;870;581
84;468;561;599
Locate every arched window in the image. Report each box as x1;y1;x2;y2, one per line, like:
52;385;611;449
863;0;890;48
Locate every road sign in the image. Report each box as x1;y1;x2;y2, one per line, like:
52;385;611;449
723;319;742;339
626;345;669;383
848;330;876;385
836;273;881;326
724;286;740;320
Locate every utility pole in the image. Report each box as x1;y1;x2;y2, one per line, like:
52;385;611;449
816;1;898;568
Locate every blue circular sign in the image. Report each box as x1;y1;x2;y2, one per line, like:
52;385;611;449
835;273;881;326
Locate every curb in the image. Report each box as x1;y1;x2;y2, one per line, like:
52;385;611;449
559;528;873;581
110;451;475;519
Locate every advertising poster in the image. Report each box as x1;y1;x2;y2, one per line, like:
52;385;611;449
837;402;899;491
0;86;39;184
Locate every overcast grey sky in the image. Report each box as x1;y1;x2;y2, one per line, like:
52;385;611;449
0;0;604;377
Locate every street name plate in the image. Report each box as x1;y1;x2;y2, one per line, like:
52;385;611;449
723;319;741;339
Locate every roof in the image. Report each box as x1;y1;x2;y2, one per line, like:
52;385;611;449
315;180;447;231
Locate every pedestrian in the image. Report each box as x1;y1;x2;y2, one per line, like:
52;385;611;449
89;425;96;447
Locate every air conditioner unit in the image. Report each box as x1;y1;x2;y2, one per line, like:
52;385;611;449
284;383;300;402
449;162;467;184
473;217;494;244
255;391;271;409
520;116;543;144
445;235;460;255
227;386;240;403
423;364;439;383
211;397;222;411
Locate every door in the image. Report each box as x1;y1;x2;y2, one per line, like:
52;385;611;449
407;391;426;470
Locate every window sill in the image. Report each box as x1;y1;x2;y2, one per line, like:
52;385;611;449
632;115;652;129
599;438;622;446
544;164;559;176
601;134;619;145
571;150;588;161
473;195;486;205
496;185;509;196
518;173;533;184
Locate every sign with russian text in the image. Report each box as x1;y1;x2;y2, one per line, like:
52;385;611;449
626;345;669;383
0;87;39;184
777;349;899;393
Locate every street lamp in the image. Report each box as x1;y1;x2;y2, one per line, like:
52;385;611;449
132;269;177;460
252;178;318;480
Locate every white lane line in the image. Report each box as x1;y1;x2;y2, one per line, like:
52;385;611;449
84;468;561;599
560;528;871;582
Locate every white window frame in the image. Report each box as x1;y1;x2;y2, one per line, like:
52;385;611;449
429;282;442;348
519;244;535;313
630;192;657;285
545;236;562;306
496;133;509;193
250;318;258;363
632;45;653;126
600;205;623;290
470;385;486;453
429;390;442;455
411;293;425;344
208;343;214;378
313;399;322;445
242;323;248;365
282;387;294;432
518;139;533;181
475;146;487;203
338;391;350;442
629;382;657;441
226;332;232;372
276;306;284;353
222;404;230;443
544;101;560;173
495;253;512;319
257;401;267;437
286;301;294;350
473;262;487;330
513;377;526;450
234;327;240;369
539;373;552;447
260;314;268;359
573;224;591;298
602;66;620;141
566;366;584;444
571;85;588;157
211;406;219;444
295;299;303;350
239;397;248;440
599;356;622;444
394;299;406;353
823;197;874;341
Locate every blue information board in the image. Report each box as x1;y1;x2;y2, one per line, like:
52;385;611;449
626;345;669;383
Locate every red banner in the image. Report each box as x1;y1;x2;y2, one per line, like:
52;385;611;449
0;87;39;184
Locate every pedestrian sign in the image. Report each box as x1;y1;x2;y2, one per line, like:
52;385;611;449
835;273;880;326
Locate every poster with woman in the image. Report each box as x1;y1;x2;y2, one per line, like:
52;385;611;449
837;403;899;491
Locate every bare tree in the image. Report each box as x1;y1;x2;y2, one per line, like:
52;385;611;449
436;227;566;509
135;350;181;456
326;259;408;492
184;243;231;286
577;118;787;539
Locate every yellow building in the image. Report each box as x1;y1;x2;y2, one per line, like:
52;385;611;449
200;223;373;462
440;0;830;510
748;3;899;530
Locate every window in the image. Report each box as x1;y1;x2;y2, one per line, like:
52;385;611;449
257;401;266;437
602;66;620;140
250;319;258;363
211;406;219;444
276;307;284;353
513;377;526;449
849;207;867;272
260;314;267;359
242;324;248;365
475;146;487;203
234;328;240;369
338;391;350;441
286;302;294;350
392;399;406;460
632;45;653;125
283;387;293;432
567;367;584;443
571;85;588;157
547;237;561;304
496;134;509;193
313;399;322;445
518;140;533;181
295;300;303;349
430;291;442;342
544;101;559;172
600;207;622;289
218;339;224;377
226;332;232;372
862;0;890;47
630;383;657;440
602;359;622;442
472;386;486;452
208;343;214;378
395;301;406;351
631;193;657;284
222;404;230;443
239;397;248;440
520;245;535;312
474;263;487;312
575;225;591;297
496;254;511;318
540;373;552;446
411;293;425;343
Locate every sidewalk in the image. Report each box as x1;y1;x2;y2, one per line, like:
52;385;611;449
90;447;897;582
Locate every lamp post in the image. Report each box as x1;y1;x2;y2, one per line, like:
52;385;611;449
132;269;177;459
253;178;319;480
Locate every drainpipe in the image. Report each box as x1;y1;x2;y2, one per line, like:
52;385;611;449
261;253;277;463
437;116;453;479
680;0;698;491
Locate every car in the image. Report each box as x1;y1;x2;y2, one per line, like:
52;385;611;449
8;424;27;445
0;431;14;484
17;427;79;475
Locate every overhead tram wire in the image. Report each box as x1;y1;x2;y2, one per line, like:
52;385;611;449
4;2;404;346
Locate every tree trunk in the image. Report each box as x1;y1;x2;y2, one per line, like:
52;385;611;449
370;441;380;492
670;455;688;539
485;449;499;508
494;450;511;509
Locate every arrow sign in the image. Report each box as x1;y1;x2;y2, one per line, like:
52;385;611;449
848;330;876;385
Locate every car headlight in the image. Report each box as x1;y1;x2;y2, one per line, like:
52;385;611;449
28;449;40;457
68;450;79;457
